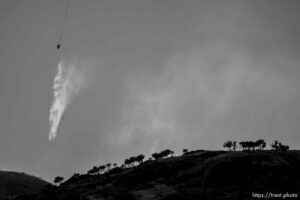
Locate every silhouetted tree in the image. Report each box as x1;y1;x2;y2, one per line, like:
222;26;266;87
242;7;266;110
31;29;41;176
255;139;266;150
182;149;189;154
88;166;100;175
136;154;145;164
223;141;233;151
239;141;251;151
152;149;174;160
161;149;174;158
99;165;106;174
239;139;268;151
129;156;136;166
223;141;238;151
271;140;279;150
240;140;258;151
232;141;237;151
152;152;161;160
54;176;64;185
271;140;289;151
72;173;80;178
124;158;132;167
249;141;256;151
124;154;145;167
113;163;117;167
106;163;111;170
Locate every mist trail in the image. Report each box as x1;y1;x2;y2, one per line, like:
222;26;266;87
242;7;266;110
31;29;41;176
49;60;84;141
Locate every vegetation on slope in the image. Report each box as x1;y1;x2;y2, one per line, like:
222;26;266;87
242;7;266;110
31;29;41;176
13;140;300;200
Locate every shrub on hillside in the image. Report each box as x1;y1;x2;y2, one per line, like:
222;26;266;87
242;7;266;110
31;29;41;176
271;140;289;151
223;141;237;151
54;176;64;186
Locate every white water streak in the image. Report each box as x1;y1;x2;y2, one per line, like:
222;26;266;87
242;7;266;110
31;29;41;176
49;60;83;141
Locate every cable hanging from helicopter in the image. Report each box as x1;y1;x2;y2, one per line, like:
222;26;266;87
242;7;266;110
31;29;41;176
57;0;70;50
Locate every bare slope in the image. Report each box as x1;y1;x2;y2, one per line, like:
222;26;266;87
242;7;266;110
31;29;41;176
0;171;48;200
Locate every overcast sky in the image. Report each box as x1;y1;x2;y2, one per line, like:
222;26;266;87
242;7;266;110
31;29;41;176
1;0;300;181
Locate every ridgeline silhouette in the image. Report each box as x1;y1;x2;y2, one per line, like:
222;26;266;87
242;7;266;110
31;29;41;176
11;140;300;200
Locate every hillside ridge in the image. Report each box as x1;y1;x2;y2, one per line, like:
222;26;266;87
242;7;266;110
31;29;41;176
0;170;48;200
15;150;300;200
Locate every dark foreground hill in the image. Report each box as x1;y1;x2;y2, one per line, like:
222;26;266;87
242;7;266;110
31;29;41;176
0;171;48;200
16;150;300;200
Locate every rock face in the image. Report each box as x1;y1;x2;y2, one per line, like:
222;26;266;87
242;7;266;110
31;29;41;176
15;150;300;200
0;171;48;200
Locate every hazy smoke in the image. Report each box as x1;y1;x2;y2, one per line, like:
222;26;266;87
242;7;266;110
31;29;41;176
49;60;84;141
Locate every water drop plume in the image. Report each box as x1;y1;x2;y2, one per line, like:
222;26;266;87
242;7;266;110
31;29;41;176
49;60;84;141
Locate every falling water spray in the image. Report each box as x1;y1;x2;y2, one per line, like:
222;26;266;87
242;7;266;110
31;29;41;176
49;60;84;141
